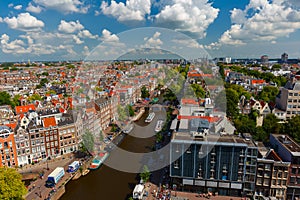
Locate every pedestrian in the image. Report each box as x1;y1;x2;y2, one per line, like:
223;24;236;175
33;184;35;188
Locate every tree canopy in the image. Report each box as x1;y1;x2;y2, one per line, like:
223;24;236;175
0;167;27;200
0;91;12;106
82;131;95;154
140;165;151;183
257;86;279;102
141;86;150;98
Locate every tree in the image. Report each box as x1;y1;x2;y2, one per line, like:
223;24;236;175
286;115;300;142
257;86;279;102
225;88;239;119
127;105;135;117
262;114;282;134
28;94;43;102
12;94;21;107
82;131;95;154
0;91;12;106
141;86;150;98
156;133;163;143
0;167;27;199
191;84;206;98
117;105;127;121
140;165;151;183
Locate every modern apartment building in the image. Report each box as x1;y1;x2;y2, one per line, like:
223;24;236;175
276;79;300;119
270;134;300;199
170;132;258;197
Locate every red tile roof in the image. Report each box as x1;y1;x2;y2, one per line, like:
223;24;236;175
5;123;17;130
181;99;199;105
43;117;57;128
15;104;36;114
251;79;265;85
177;115;220;123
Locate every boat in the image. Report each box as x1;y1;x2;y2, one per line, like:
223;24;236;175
89;152;109;170
155;120;164;132
123;124;134;134
145;112;155;123
82;169;90;176
132;184;145;199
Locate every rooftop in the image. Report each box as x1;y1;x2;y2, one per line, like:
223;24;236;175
273;134;300;153
172;132;256;147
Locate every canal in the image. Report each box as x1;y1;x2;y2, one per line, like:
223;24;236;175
61;109;166;200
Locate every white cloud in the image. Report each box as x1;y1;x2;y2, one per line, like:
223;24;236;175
8;3;14;8
100;0;151;22
78;30;98;39
142;31;163;48
0;17;2;23
14;5;23;10
0;34;30;54
3;12;44;32
32;0;89;13
171;38;203;49
100;29;119;42
58;20;84;34
82;45;90;56
73;35;84;44
154;0;219;39
26;3;42;13
219;0;300;45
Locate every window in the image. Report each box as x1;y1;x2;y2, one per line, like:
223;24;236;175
290;176;296;184
174;160;179;169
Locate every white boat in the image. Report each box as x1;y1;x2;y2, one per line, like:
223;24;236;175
155;120;164;132
145;112;155;123
123;124;134;134
132;184;145;199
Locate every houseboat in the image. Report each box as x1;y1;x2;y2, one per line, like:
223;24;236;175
145;112;155;123
155;120;164;132
89;152;109;170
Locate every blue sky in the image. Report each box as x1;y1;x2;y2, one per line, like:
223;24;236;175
0;0;300;62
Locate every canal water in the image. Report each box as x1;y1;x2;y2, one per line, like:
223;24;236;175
61;110;161;200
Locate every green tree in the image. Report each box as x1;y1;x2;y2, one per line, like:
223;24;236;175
286;115;300;142
191;84;206;98
225;88;239;119
253;126;268;141
117;105;127;121
12;94;21;107
156;132;163;143
262;114;281;134
127;105;135;117
0;91;12;106
257;86;279;102
0;167;27;199
28;94;43;102
234;115;256;134
141;86;150;98
82;131;95;154
140;165;151;183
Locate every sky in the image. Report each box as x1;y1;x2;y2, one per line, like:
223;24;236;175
0;0;300;62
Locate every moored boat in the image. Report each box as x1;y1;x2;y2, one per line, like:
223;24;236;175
89;152;109;170
145;112;155;123
155;120;164;132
